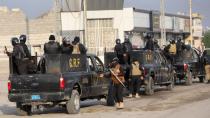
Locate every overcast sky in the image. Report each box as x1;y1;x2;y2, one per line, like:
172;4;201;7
0;0;209;27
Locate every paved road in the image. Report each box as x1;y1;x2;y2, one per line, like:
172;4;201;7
0;60;210;118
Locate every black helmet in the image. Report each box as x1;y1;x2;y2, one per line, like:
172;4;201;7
72;36;80;45
154;39;158;43
177;37;182;42
171;40;175;44
19;34;27;44
63;37;71;45
124;35;130;42
49;35;55;41
11;37;19;46
116;39;121;44
144;32;154;39
112;57;119;63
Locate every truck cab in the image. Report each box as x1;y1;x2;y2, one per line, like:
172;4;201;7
8;54;111;115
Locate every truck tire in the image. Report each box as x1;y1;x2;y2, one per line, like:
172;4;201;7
199;76;206;83
106;85;115;106
145;77;154;95
16;102;31;116
185;71;192;86
167;76;174;91
66;90;80;114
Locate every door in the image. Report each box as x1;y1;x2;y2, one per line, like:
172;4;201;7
159;53;170;82
87;19;118;57
87;56;105;96
153;53;162;84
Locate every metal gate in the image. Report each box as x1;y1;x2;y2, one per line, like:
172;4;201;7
86;19;118;57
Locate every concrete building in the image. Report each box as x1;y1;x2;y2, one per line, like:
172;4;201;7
0;5;204;58
192;13;204;51
151;11;190;46
61;8;191;58
0;6;57;56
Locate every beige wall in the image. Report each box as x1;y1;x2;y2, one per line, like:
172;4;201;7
28;11;57;46
0;7;57;56
0;7;27;51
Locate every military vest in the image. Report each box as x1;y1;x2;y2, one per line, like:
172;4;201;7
72;44;80;54
131;61;142;76
169;44;177;55
111;64;125;84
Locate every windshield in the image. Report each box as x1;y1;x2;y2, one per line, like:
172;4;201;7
176;49;193;62
131;51;154;65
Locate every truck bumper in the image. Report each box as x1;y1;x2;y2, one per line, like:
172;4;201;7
8;92;66;103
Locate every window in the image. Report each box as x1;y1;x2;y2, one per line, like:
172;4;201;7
94;56;104;72
193;50;199;60
87;57;94;71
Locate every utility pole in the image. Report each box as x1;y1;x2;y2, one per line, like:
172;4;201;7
83;0;87;47
55;0;62;43
160;0;166;48
25;17;32;54
189;0;193;46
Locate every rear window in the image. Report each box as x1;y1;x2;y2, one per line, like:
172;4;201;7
45;54;87;73
176;49;193;61
131;51;154;65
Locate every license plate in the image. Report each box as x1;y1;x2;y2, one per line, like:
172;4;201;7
31;95;40;100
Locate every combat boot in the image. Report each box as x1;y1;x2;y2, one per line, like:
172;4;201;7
115;102;120;108
135;93;140;98
128;94;132;98
118;102;124;109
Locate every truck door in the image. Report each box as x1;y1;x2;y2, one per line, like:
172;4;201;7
158;53;170;83
88;56;109;96
153;53;162;84
87;56;102;96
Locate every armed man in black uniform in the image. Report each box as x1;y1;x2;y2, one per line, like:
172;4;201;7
61;37;72;54
123;36;132;64
19;34;31;58
114;39;125;64
144;32;154;51
70;36;87;55
122;36;132;91
154;39;160;50
44;35;61;54
19;34;37;74
5;37;26;74
176;37;185;57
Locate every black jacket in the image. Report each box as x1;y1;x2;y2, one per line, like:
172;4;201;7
44;41;61;54
123;41;132;53
20;43;31;58
145;40;154;51
61;44;71;54
12;45;26;60
114;44;124;55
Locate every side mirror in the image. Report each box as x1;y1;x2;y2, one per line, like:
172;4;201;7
97;67;104;73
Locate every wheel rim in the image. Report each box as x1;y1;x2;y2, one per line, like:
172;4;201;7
150;77;154;91
172;76;175;87
74;95;80;110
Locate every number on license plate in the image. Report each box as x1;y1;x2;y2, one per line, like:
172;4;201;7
31;95;40;100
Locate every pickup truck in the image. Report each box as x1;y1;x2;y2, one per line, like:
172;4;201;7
8;54;112;116
172;46;205;85
105;50;175;95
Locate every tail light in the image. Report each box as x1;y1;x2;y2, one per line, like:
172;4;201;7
184;64;188;72
59;77;65;90
8;80;11;93
143;67;147;76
